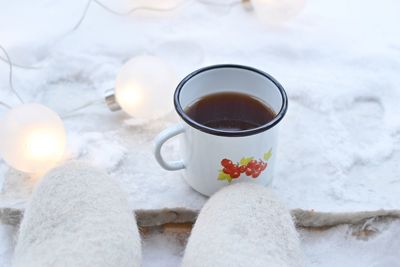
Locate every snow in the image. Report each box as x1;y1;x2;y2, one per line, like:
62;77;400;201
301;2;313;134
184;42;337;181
301;220;400;267
2;220;400;267
142;220;400;267
142;230;186;267
0;0;400;265
0;225;14;267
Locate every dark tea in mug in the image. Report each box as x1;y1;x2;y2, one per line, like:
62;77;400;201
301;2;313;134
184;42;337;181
184;92;276;131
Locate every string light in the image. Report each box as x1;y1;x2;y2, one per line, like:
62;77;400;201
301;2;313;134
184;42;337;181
106;55;177;120
0;47;66;174
0;104;66;174
0;54;176;174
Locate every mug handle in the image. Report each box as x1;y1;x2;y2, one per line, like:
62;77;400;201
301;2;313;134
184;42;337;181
154;124;185;171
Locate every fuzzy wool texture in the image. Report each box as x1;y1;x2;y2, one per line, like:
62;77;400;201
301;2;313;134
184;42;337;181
182;183;303;267
12;162;141;267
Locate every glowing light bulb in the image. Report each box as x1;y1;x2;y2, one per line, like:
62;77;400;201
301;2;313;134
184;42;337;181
251;0;305;25
0;103;67;173
115;55;177;119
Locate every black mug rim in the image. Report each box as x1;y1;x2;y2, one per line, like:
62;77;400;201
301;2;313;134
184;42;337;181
174;64;288;137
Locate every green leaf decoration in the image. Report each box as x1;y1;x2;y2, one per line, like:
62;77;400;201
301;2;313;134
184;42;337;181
240;157;254;166
218;170;231;181
263;149;272;161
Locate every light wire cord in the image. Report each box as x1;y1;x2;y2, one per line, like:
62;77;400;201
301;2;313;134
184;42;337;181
0;0;240;70
0;56;42;70
71;0;241;33
60;99;104;119
70;0;188;32
0;45;25;105
0;0;242;113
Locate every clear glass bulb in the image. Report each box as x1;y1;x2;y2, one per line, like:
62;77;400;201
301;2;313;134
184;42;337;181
252;0;305;25
0;103;66;174
115;55;177;119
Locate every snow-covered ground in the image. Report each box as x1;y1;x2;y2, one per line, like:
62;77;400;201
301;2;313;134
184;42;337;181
142;220;400;267
2;219;400;267
0;0;400;265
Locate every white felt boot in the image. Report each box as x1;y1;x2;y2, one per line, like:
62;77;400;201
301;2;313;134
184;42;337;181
12;162;141;267
182;183;303;267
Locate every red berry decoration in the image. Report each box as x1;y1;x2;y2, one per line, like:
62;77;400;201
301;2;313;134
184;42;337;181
218;151;271;182
239;165;246;173
231;171;240;179
221;159;233;168
252;171;260;178
245;168;253;176
223;167;231;174
250;160;257;166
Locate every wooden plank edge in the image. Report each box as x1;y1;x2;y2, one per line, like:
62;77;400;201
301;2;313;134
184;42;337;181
2;207;400;230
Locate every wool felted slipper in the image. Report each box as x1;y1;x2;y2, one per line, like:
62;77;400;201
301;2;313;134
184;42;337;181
182;183;304;267
12;162;141;267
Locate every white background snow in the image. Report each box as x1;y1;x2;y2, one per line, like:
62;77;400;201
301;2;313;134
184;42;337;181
0;0;400;266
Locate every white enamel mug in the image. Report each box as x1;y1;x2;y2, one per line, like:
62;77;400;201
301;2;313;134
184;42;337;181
154;64;288;196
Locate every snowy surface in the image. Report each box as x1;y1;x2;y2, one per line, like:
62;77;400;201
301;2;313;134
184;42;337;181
2;219;400;267
1;0;399;212
142;220;400;267
0;0;400;265
0;221;400;267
